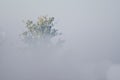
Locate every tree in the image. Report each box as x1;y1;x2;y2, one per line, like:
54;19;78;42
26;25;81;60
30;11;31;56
21;16;64;47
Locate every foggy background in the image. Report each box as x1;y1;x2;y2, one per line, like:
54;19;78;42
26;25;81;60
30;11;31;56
0;0;120;80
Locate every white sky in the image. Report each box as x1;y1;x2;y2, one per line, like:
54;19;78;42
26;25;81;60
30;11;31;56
0;0;120;80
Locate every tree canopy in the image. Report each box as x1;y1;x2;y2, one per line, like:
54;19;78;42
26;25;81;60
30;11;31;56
21;16;64;46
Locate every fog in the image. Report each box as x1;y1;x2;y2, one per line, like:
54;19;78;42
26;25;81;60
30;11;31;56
0;0;120;80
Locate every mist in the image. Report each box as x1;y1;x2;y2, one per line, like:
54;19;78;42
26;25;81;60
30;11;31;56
0;0;120;80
